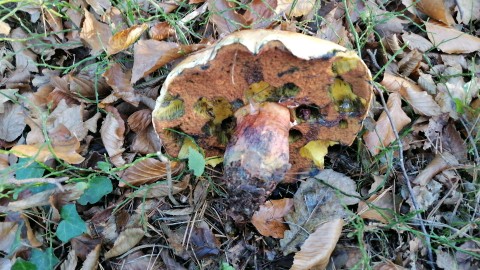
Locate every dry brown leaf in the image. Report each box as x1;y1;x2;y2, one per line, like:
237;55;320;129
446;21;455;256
425;21;480;54
149;21;175;40
100;106;125;167
291;218;344;270
0;89;18;113
357;190;399;223
10;28;38;73
0;222;18;253
373;261;408;270
12;124;85;164
402;32;433;52
416;0;455;25
84;112;102;133
133;175;188;198
251;198;294;238
60;249;78;270
0;102;26;142
102;63;139;106
457;0;480;23
413;152;459;186
104;228;144;259
80;244;100;270
44;8;65;41
107;23;148;55
121;158;183;187
48;100;89;141
397;49;422;77
381;72;442;117
80;9;112;55
243;0;277;29
131;126;158;154
86;0;111;16
207;0;247;34
276;0;316;17
127;109;151;132
363;92;411;156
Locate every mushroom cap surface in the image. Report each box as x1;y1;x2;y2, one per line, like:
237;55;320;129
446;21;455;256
153;29;373;174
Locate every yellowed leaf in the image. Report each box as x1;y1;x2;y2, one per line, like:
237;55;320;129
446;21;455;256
425;21;480;54
291;218;344;270
381;72;442;117
80;9;112;55
100;106;125;166
107;23;148;55
299;140;337;168
149;21;175;40
104;228;144;259
416;0;455;25
251;199;294;238
276;0;316;17
363;92;411;156
12;124;85;164
120;158;183;187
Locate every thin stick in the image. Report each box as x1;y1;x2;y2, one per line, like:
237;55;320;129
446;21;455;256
5;177;68;192
373;83;435;269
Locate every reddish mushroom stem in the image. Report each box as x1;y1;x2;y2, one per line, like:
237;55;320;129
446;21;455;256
223;102;291;222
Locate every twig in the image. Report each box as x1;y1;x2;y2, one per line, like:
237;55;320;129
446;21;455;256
157;151;179;206
373;83;436;269
5;177;68;192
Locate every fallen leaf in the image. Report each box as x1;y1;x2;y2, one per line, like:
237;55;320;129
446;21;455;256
280;173;354;255
0;21;11;35
397;49;422;77
312;169;360;205
413;152;459;186
373;261;408;270
381;73;442;117
149;21;176;40
12;124;85;164
207;0;247;34
243;0;277;29
357;189;399;223
60;249;78;270
0;222;18;253
131;40;206;84
80;9;112;55
10;28;38;73
120;158;183;187
416;0;455;25
100;106;125;167
425;21;480;54
410;179;442;210
86;0;111;16
71;235;102;261
48;100;89;141
127;109;151;132
190;221;220;259
0;102;26;142
133;174;189;198
44;8;65;41
81;244;101;270
401;32;433;52
251;198;294;238
131;126;158;154
436;249;459;269
102;63;139;106
275;0;316;17
291;218;344;270
455;0;480;23
104;228;144;259
107;23;148;55
299;140;337;168
363;92;411;156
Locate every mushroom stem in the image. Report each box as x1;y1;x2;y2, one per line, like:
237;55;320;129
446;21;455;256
223;102;291;222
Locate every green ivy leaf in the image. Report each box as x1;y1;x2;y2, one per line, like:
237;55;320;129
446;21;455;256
12;258;36;270
221;262;235;270
16;158;45;179
30;248;59;270
97;161;111;172
77;176;113;205
188;147;205;177
56;204;87;242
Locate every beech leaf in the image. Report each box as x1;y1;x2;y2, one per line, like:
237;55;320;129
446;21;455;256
251;199;294;238
80;9;112;55
120;158;183;187
104;228;144;259
100;106;125;167
107;23;148;55
0;102;26;142
425;21;480;54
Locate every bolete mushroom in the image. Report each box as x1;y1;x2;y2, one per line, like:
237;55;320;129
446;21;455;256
152;30;373;222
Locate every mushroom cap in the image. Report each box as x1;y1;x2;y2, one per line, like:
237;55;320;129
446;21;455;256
152;29;373;174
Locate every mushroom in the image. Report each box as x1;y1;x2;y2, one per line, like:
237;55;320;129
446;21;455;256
152;30;373;222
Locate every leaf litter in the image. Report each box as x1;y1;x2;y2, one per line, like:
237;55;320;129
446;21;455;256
0;0;479;269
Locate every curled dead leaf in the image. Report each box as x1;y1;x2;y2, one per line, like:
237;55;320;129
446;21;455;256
107;24;148;55
357;189;400;223
120;158;184;187
80;9;112;55
102;63;139;106
363;92;411;156
104;228;144;259
149;21;175;40
291;218;344;270
251;198;294;238
425;21;480;54
413;152;459;186
100;106;125;167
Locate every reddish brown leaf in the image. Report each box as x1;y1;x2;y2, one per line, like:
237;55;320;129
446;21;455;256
107;23;148;55
416;0;455;25
120;158;183;187
127;109;152;132
149;21;175;41
363;92;411;156
100;106;125;167
102;63;139;106
80;9;112;55
207;0;247;34
251;199;294;238
244;0;277;28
